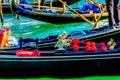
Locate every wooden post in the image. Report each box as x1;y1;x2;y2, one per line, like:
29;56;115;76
1;0;3;3
38;0;41;9
0;0;3;28
50;0;52;8
60;1;66;14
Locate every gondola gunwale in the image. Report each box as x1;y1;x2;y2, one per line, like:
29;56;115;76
37;27;120;49
10;0;108;24
80;28;120;41
0;52;120;61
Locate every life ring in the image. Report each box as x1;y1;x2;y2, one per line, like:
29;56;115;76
1;28;12;48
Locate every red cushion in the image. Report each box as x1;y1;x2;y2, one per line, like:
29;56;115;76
16;50;40;56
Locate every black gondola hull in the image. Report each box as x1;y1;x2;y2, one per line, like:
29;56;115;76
0;53;120;72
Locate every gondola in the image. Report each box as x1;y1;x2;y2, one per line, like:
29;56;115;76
0;26;120;72
10;0;108;24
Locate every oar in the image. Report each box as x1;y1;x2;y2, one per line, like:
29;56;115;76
59;0;93;24
38;0;41;9
91;5;106;29
50;0;53;8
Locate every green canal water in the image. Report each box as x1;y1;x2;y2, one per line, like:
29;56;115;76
0;13;119;80
2;14;107;39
